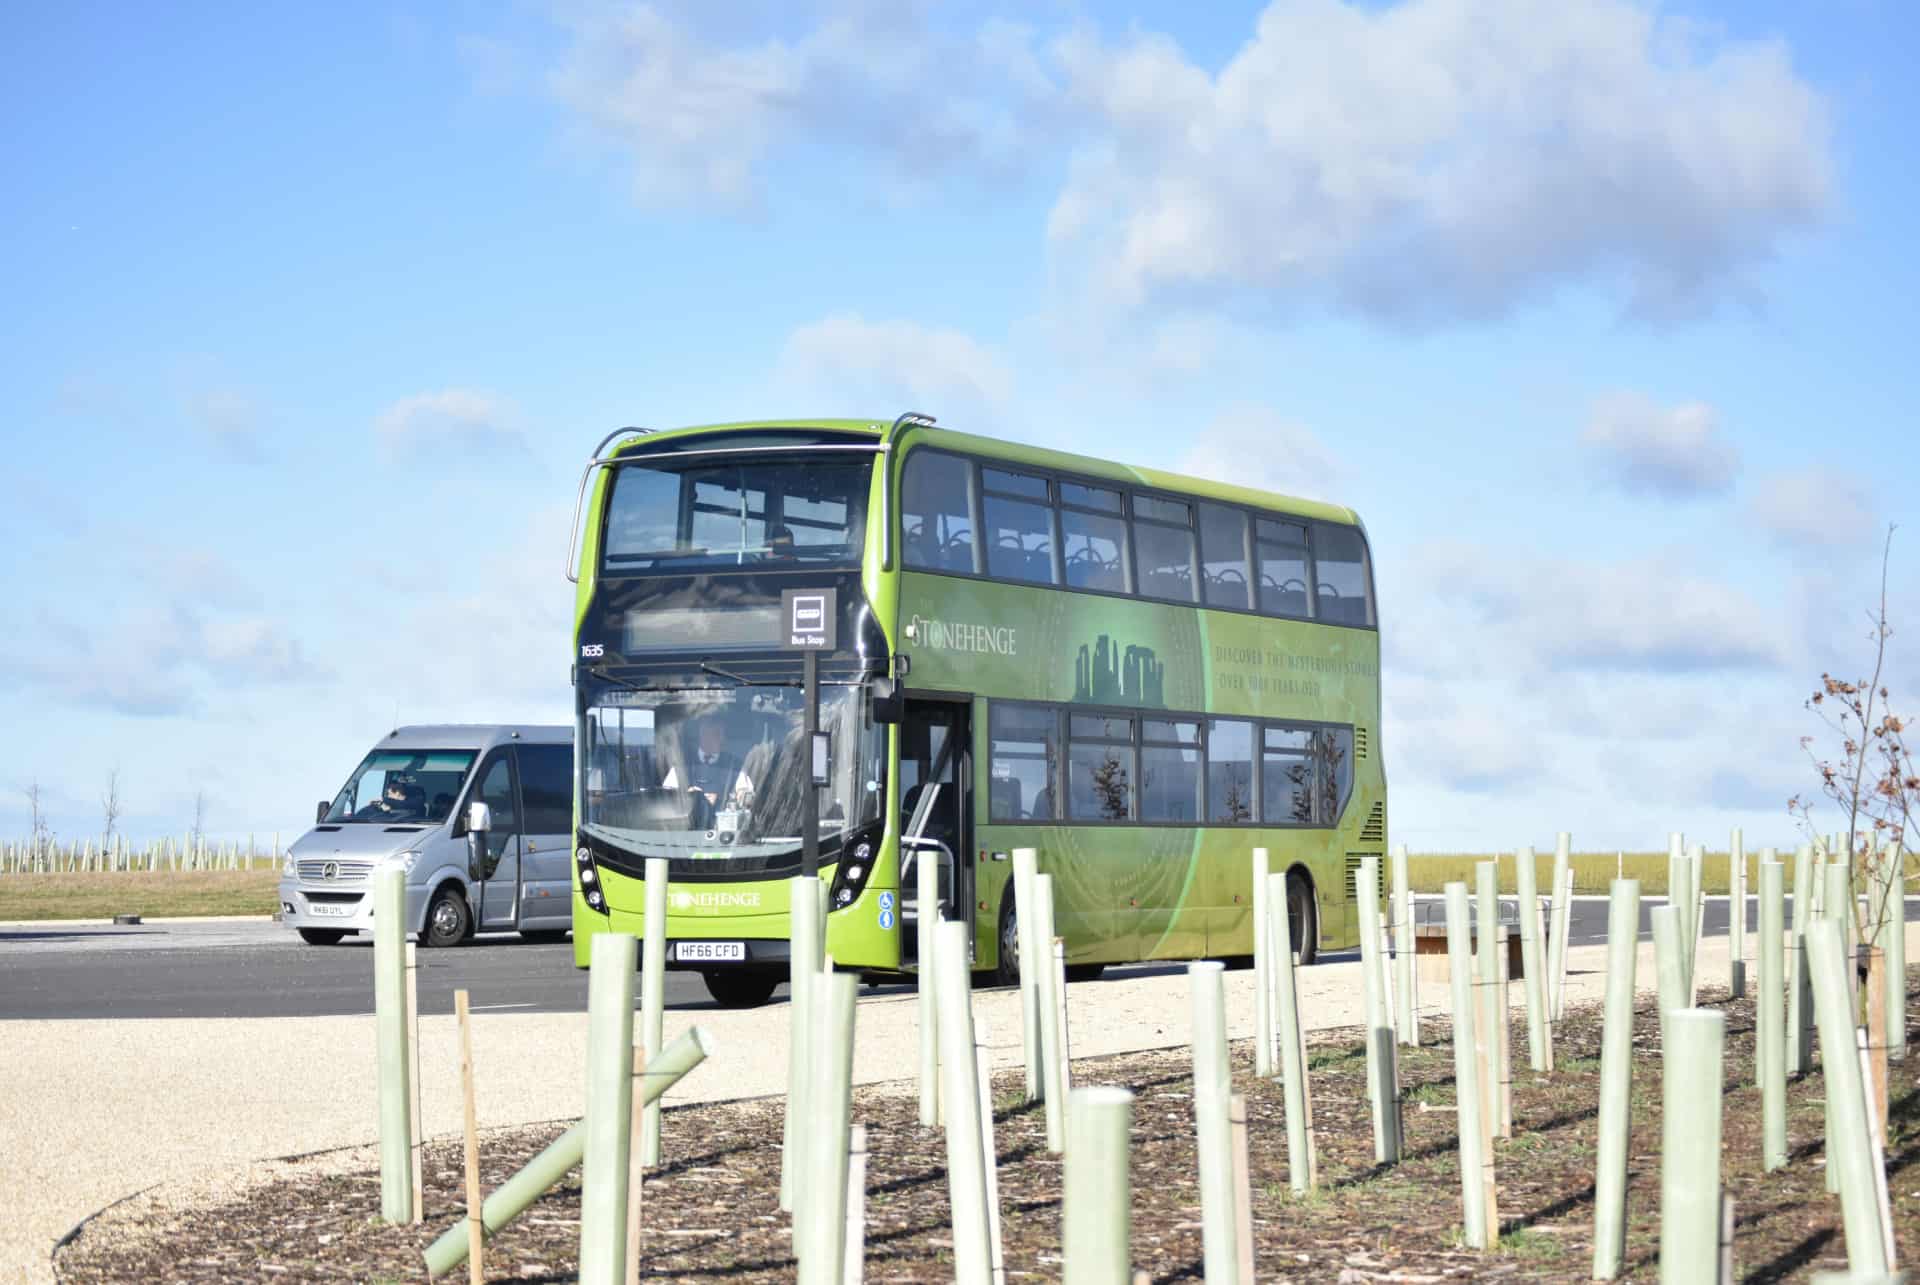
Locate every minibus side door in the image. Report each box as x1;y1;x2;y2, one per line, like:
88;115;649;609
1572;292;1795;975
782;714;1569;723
471;749;524;930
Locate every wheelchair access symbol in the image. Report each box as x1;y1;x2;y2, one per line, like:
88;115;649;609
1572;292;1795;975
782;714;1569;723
878;891;895;912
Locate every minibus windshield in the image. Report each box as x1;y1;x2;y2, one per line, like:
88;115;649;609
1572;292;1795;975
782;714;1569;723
323;749;477;824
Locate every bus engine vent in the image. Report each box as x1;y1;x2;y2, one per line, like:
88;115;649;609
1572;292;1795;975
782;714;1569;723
1359;801;1386;844
1355;725;1369;759
1345;853;1364;903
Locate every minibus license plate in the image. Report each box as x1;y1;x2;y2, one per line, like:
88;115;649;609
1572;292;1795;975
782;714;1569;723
309;904;350;918
677;941;745;963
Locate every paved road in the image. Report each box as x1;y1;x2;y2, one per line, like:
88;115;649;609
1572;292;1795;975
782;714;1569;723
5;896;1917;1020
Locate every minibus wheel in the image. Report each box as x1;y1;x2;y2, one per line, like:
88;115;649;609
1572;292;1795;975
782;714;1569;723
424;886;472;948
298;928;346;946
703;971;779;1008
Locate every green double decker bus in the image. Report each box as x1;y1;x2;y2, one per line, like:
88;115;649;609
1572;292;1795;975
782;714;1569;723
567;415;1385;1005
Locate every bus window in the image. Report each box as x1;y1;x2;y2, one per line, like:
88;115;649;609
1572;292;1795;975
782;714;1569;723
902;451;979;574
988;703;1057;820
982;468;1057;585
1261;726;1315;825
1068;713;1134;821
1316;726;1355;822
1255;518;1312;618
1139;718;1202;822
1312;523;1373;626
1132;495;1196;602
1206;718;1255;822
1061;484;1127;593
1198;503;1251;610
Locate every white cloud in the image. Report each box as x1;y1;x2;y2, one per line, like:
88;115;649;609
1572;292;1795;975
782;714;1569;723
547;3;1044;207
374;388;522;455
188;388;267;454
1749;468;1878;551
1581;392;1738;497
777;315;1013;420
1046;0;1831;322
1176;404;1342;503
1386;539;1789;679
1;600;322;720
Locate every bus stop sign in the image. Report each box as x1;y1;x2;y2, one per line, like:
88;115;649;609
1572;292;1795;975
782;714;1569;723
782;588;837;649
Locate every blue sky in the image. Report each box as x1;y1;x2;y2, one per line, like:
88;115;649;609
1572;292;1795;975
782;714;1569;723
2;0;1913;852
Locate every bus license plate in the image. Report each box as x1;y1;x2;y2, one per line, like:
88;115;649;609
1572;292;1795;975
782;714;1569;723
676;941;745;963
309;903;350;918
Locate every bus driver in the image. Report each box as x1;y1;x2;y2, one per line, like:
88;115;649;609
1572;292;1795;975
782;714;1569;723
662;715;755;809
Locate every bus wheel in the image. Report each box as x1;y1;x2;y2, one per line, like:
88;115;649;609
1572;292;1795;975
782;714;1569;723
1286;872;1318;966
298;928;346;946
424;887;471;948
992;892;1021;989
703;971;779;1008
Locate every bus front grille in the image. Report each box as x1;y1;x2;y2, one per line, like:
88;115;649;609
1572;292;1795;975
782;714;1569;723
297;860;375;882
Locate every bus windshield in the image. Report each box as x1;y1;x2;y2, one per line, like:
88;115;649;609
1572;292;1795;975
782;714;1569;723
601;454;872;572
324;749;476;824
582;683;885;873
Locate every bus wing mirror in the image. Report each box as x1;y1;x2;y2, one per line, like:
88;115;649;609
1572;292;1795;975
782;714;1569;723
870;676;903;724
315;800;329;824
466;801;492;834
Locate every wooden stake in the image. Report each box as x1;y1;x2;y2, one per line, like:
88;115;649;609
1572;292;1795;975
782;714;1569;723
456;989;484;1285
625;1046;646;1285
1229;1093;1255;1285
1865;945;1889;1138
407;941;424;1224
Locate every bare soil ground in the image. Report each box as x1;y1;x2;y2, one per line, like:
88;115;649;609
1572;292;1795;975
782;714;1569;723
58;973;1920;1283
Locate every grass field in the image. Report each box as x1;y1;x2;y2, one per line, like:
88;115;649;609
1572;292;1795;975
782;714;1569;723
1408;849;1919;897
0;868;281;921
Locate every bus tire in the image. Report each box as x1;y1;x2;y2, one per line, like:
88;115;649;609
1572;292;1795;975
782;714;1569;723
424;886;471;948
992;890;1021;989
1286;871;1318;966
298;928;346;946
703;971;779;1008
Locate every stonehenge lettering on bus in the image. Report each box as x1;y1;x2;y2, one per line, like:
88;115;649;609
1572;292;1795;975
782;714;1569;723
911;615;1018;656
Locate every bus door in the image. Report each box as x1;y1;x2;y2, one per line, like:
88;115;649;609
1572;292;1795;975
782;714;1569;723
898;697;973;965
470;749;524;930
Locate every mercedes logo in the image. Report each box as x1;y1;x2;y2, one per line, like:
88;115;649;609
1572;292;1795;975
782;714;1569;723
322;861;339;881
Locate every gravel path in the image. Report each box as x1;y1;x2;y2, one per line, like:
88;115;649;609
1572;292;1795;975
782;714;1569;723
8;924;1903;1283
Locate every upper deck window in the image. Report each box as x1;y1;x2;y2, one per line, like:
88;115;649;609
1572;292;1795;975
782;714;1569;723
1311;522;1374;626
1132;494;1196;603
1198;503;1251;610
982;468;1057;585
1255;518;1312;618
602;453;871;572
901;450;979;574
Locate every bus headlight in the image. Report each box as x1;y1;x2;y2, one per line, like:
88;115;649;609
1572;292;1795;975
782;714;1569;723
577;845;609;915
828;840;876;910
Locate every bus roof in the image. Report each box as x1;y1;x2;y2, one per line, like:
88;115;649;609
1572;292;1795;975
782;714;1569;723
378;724;570;750
611;418;1359;526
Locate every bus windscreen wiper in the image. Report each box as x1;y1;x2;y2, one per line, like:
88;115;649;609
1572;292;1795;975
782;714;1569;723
584;664;649;695
698;660;799;688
